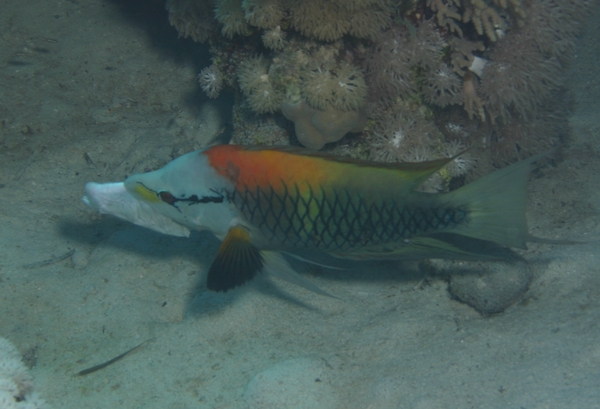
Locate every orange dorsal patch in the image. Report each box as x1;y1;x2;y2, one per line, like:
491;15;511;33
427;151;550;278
204;145;332;192
203;144;456;197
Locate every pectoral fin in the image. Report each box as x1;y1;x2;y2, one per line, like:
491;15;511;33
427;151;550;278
206;226;263;292
207;226;336;298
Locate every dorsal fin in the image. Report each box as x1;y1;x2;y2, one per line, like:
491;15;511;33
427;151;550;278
205;144;470;199
239;145;464;194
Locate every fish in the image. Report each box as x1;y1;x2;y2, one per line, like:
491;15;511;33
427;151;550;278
82;144;562;295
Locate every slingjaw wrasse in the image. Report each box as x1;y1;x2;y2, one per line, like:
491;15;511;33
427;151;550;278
83;145;562;295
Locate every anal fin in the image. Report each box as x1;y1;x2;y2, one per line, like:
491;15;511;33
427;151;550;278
263;251;338;299
207;226;263;292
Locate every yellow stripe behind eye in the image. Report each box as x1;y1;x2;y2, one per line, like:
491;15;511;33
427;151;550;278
133;183;161;203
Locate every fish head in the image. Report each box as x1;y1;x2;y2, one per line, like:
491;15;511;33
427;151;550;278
83;181;192;237
83;149;237;238
123;149;238;237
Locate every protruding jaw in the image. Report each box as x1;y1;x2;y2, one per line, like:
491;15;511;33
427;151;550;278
82;181;191;237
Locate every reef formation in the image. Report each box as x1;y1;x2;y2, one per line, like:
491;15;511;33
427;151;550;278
166;0;592;186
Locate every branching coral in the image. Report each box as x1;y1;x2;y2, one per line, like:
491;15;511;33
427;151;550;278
450;38;485;77
463;0;508;42
462;73;486;121
427;0;526;42
427;0;463;37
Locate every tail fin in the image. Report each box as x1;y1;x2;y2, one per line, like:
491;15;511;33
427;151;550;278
446;152;549;249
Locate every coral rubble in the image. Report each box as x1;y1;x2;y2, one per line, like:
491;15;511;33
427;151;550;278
0;337;48;409
166;0;592;179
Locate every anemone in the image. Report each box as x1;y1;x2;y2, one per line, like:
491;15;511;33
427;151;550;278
347;4;392;41
422;63;463;108
412;20;445;70
370;126;411;163
198;65;223;99
238;56;270;94
441;140;475;177
369;105;441;165
242;0;284;29
215;0;250;38
301;66;336;111
262;26;286;50
364;27;416;106
289;0;350;41
247;80;283;114
238;56;282;113
166;0;216;43
331;63;367;112
480;25;565;123
526;0;591;62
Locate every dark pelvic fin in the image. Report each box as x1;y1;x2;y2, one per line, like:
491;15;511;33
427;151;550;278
206;226;264;292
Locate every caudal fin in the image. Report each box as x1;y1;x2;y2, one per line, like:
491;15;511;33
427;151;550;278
446;152;550;249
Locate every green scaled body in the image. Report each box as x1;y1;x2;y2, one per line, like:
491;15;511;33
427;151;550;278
230;180;470;254
204;145;547;262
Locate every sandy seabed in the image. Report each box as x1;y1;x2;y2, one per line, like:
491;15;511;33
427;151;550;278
0;1;599;408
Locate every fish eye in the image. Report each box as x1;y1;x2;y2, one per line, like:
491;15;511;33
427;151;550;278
158;191;176;205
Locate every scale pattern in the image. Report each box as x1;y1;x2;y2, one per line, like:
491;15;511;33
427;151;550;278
228;181;468;252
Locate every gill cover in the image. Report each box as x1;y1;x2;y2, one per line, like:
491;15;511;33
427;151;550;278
123;149;238;238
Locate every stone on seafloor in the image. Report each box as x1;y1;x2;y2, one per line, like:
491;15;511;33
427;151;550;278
430;259;533;315
244;358;339;409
